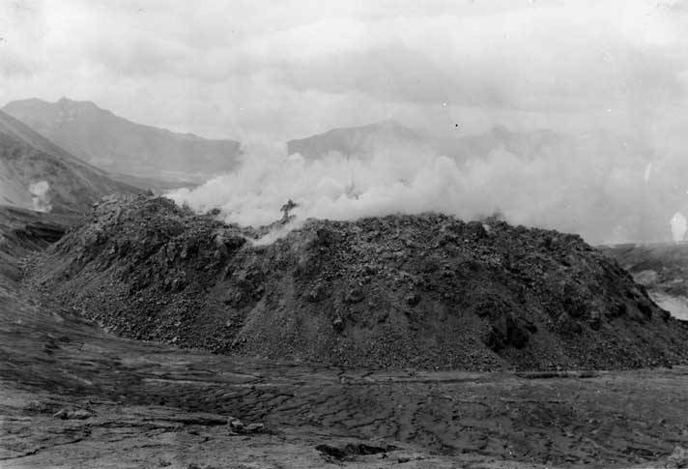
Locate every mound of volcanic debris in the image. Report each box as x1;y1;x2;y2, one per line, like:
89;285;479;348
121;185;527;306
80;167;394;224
29;195;688;370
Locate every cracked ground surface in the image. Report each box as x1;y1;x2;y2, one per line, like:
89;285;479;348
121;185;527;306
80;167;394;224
2;273;688;468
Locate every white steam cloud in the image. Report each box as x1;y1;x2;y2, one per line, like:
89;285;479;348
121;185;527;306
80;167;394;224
167;134;685;245
670;212;687;243
170;143;476;228
29;180;52;213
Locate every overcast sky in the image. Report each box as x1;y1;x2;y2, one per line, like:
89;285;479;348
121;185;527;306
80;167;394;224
1;0;687;142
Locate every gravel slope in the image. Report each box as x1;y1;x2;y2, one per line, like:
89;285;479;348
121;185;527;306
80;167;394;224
28;195;688;371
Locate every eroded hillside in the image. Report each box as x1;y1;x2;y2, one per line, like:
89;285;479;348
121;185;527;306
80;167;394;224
0;110;139;213
28;195;688;371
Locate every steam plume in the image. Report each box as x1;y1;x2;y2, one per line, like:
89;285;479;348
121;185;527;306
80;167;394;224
167;133;688;245
670;212;687;243
29;180;52;213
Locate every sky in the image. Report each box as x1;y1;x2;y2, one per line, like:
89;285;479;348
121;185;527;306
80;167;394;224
3;0;688;244
1;0;688;142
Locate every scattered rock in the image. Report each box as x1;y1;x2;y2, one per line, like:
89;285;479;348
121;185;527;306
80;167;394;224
315;442;396;462
227;416;265;434
245;423;265;433
667;446;688;469
332;317;344;333
589;310;602;330
306;282;326;302
344;287;364;304
405;293;420;307
53;408;93;420
227;416;244;433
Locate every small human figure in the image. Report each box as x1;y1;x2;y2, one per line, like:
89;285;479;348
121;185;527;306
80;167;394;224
280;199;298;224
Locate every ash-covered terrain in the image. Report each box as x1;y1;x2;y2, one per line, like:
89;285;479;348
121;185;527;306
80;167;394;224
2;198;688;469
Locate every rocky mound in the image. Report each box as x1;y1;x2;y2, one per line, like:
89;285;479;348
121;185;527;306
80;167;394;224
29;195;688;371
0;206;81;283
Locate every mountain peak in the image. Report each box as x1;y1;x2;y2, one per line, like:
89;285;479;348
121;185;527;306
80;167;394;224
55;97;103;112
287;120;422;159
0;108;138;213
2;97;242;183
5;97;98;109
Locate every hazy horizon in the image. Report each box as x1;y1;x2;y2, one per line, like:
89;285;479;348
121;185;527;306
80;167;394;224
2;0;687;141
3;0;688;245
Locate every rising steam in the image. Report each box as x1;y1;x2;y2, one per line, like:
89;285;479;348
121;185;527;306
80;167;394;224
167;133;688;245
168;142;508;233
670;212;687;243
29;180;52;213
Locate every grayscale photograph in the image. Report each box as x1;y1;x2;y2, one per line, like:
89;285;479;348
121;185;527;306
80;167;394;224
1;1;688;468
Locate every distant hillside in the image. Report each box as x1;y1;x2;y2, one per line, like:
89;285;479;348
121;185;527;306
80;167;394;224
603;242;688;320
0;109;138;213
434;125;562;162
287;120;426;159
3;98;242;183
286;122;668;244
287;121;579;163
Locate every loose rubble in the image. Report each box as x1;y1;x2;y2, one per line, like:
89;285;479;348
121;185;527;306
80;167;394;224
227;416;265;434
667;446;688;469
28;195;688;371
53;408;93;420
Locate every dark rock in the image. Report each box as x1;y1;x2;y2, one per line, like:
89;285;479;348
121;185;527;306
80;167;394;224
314;227;341;247
485;315;533;351
226;417;264;434
637;300;653;321
344;287;364;304
589;310;602;330
332;317;344;332
405;293;420;306
306;282;326;302
315;443;395;462
465;221;487;240
227;416;244;432
608;301;627;319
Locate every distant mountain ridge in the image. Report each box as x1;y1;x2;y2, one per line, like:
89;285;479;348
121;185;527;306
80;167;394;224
3;98;242;183
287;120;566;163
287;120;426;159
283;121;664;244
0;109;138;213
